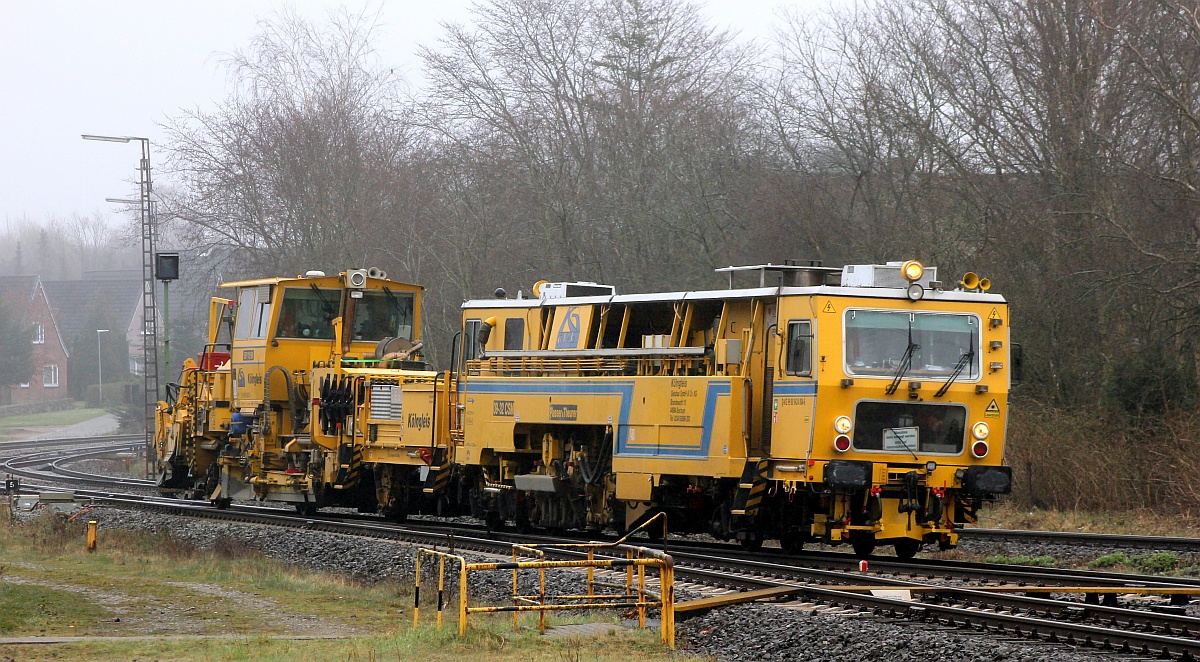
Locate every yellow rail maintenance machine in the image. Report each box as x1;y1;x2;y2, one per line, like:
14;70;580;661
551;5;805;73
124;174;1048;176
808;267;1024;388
456;261;1015;557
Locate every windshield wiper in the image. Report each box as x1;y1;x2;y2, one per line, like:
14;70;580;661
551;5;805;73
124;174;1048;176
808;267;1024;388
935;349;975;397
310;283;337;318
935;326;976;398
381;287;406;317
885;321;919;395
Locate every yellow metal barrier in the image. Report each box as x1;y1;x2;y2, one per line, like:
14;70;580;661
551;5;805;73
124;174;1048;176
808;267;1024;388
412;515;675;647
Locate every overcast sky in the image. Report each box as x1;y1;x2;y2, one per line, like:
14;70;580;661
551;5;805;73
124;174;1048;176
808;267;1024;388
0;1;829;226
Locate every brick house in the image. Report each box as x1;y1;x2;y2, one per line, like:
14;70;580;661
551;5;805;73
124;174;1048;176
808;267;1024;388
43;272;148;378
0;276;70;405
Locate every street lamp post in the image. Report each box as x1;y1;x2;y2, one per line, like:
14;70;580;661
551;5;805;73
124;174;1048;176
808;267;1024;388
96;329;109;406
83;133;160;479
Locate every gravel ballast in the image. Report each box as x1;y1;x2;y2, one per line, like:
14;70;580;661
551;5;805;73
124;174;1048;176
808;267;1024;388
11;504;1144;660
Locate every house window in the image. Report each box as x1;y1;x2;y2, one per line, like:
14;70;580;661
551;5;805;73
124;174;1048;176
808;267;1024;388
43;364;60;387
33;323;44;344
19;382;30;388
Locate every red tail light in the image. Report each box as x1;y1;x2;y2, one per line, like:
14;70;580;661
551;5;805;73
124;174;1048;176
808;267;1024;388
418;447;433;464
971;441;989;458
833;435;852;453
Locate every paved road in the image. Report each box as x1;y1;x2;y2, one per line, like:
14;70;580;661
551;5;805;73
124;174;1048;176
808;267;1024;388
34;412;120;439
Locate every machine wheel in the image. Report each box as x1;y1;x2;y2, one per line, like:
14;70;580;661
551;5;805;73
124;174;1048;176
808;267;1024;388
485;511;505;531
894;538;922;559
850;533;875;558
295;503;318;516
780;532;805;555
739;537;763;552
212;498;232;510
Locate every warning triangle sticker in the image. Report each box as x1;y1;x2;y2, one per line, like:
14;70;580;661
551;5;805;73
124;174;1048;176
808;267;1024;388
822;301;836;314
985;399;1000;413
988;307;1000;320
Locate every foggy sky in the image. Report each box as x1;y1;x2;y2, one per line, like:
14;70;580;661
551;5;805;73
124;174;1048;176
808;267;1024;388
0;0;824;227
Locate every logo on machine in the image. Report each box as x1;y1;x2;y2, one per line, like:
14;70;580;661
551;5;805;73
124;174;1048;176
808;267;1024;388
549;404;578;421
242;350;254;361
493;400;514;417
407;413;432;430
556;307;581;348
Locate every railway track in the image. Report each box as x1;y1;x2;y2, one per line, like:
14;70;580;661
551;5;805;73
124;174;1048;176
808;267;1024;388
8;433;1200;659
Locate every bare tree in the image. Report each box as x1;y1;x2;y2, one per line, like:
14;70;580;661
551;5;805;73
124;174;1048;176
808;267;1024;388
420;0;757;292
162;7;419;279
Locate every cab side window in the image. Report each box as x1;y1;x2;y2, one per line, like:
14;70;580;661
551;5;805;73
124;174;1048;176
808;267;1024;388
235;289;256;340
463;318;482;366
786;320;813;376
504;318;524;350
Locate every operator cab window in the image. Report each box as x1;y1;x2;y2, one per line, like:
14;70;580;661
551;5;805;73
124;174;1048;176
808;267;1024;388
351;289;415;342
275;287;339;339
786;320;813;376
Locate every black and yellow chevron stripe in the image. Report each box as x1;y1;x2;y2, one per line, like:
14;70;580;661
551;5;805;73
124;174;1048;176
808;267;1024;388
730;458;770;517
333;442;362;489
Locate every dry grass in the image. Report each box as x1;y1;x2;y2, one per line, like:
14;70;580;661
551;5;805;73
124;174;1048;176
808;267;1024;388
1004;397;1200;516
0;506;684;661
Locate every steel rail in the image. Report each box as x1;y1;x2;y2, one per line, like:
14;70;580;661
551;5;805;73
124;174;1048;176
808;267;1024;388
961;527;1200;553
668;563;1200;661
86;497;1200;660
3;442;152;488
0;434;142;453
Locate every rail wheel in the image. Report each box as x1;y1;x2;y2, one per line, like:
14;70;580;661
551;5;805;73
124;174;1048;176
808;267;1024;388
780;531;805;554
893;538;921;559
485;510;505;531
850;532;875;558
739;537;763;552
295;503;318;516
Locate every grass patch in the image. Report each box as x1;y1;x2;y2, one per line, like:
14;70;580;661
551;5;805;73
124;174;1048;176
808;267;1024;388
0;582;111;635
0;507;681;661
978;500;1200;538
1089;551;1183;574
0;406;105;430
984;554;1058;567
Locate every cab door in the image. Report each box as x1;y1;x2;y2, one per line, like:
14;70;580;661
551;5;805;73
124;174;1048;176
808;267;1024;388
770;316;817;460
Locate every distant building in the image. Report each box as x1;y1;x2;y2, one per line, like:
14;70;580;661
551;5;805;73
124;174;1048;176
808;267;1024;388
0;276;70;405
42;273;150;377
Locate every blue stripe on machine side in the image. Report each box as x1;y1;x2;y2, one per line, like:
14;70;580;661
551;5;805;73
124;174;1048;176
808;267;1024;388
696;381;731;457
618;380;730;458
464;380;635;452
772;381;818;396
463;379;734;459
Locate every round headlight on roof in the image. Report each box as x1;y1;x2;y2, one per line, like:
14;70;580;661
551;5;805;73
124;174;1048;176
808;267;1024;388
834;416;853;434
906;283;924;301
901;260;925;282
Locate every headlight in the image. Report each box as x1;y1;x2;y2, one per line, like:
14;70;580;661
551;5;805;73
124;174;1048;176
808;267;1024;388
834;416;853;434
906;283;924;301
901;260;925;282
971;421;990;440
